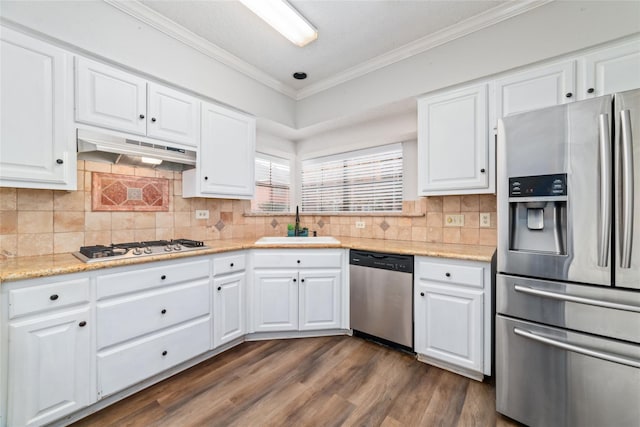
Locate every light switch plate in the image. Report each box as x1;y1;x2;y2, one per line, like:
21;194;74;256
480;212;491;228
355;221;365;229
445;214;464;227
195;210;209;219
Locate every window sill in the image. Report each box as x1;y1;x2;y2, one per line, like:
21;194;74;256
244;212;425;217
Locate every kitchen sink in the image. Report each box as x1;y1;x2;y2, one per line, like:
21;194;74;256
254;236;341;245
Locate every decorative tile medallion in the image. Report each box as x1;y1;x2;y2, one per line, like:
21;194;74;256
380;220;390;231
92;172;169;212
317;219;325;228
215;220;225;231
270;219;279;228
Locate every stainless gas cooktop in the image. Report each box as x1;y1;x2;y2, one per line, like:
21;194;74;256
72;239;207;263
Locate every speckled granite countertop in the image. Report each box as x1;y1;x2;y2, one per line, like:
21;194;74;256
0;238;495;284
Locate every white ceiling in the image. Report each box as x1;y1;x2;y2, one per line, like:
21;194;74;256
121;0;544;100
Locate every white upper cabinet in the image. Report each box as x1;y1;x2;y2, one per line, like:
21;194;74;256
76;57;147;136
147;83;200;146
495;60;576;120
418;82;493;195
0;26;76;190
75;58;199;147
581;39;640;98
182;101;255;199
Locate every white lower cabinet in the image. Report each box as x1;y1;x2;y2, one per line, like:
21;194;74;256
8;307;92;427
95;258;212;399
97;318;210;397
213;271;246;347
414;256;491;380
253;270;299;332
415;282;483;372
253;269;342;332
212;252;247;348
298;269;342;331
251;250;344;333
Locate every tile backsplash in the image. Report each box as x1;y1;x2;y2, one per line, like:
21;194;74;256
0;161;496;258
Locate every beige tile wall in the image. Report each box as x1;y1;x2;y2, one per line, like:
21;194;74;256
0;161;496;258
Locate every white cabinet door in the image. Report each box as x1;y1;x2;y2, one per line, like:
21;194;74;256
495;61;576;119
582;39;640;98
8;307;92;427
213;272;246;347
418;83;491;195
183;101;255;199
147;83;199;147
0;27;75;190
415;280;483;373
299;269;341;331
75;57;147;135
253;270;298;332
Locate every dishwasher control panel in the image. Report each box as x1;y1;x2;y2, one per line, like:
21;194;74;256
349;250;414;273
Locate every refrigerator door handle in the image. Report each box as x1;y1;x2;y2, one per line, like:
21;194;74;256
514;284;640;313
597;113;612;267
513;328;640;368
620;109;634;269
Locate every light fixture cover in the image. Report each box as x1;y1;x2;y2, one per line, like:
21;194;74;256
239;0;318;47
141;157;163;165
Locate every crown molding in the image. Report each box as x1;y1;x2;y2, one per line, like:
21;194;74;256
295;0;553;100
103;0;298;99
104;0;551;102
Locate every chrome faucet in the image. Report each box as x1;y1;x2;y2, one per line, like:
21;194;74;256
294;205;301;236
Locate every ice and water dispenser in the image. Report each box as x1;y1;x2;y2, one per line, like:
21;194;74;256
508;174;567;255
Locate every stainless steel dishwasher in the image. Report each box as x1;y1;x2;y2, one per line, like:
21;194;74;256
350;250;414;349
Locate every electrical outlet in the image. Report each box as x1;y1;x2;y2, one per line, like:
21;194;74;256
355;221;365;229
195;210;209;220
480;212;491;228
444;214;464;227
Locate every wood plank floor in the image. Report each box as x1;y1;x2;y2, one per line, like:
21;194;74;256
72;336;522;427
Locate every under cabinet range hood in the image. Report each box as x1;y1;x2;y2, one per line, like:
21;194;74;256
76;129;196;171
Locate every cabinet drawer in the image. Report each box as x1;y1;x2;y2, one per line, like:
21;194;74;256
9;278;90;319
97;280;210;348
97;259;209;299
417;261;484;288
97;318;210;398
253;250;343;269
213;253;246;276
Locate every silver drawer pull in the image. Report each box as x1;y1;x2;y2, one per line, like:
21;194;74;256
513;328;640;369
513;285;640;313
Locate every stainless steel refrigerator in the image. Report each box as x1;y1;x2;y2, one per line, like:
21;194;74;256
496;89;640;427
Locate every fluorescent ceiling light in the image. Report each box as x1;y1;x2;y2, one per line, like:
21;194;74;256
239;0;318;47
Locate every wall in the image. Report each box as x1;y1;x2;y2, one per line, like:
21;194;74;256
0;160;496;258
296;1;640;128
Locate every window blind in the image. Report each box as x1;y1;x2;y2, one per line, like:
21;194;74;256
301;143;403;213
251;153;291;212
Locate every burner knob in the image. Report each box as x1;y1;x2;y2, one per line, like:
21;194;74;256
133;248;142;255
143;247;152;254
164;245;172;252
